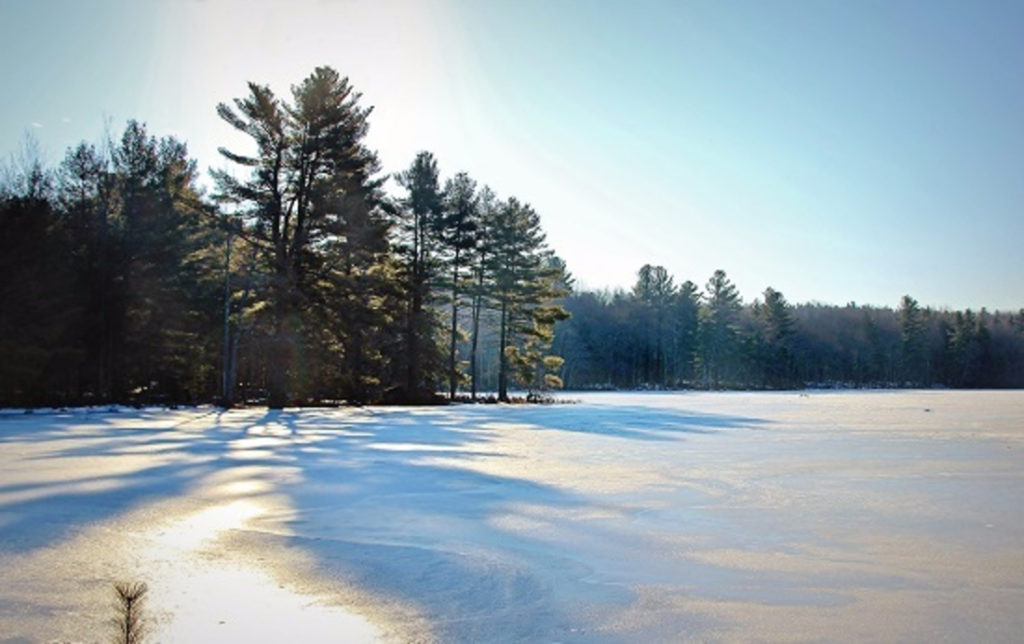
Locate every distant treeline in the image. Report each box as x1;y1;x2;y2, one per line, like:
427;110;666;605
553;264;1024;390
0;66;567;407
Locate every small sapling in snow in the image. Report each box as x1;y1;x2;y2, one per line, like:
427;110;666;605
111;581;148;644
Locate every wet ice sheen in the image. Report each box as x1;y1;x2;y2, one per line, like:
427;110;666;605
0;390;1021;642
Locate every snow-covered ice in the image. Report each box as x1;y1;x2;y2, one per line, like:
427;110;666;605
1;391;1022;642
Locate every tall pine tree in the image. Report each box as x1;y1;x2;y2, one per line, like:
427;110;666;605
213;67;387;406
698;269;742;388
395;151;446;401
488;198;568;401
439;172;478;399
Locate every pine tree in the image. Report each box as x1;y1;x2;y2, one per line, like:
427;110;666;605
506;255;572;398
631;264;675;386
439;172;478;399
751;286;796;388
0;149;80;405
698;269;742;388
111;581;148;644
672;280;700;385
213;67;387;406
46;123;216;404
899;295;927;385
488;198;568;401
395;151;446;401
114;123;216;402
467;186;499;400
57;140;123;400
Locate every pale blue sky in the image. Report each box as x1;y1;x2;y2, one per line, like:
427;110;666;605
2;0;1022;310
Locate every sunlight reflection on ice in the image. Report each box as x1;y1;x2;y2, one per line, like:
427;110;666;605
149;500;262;550
146;563;379;643
140;488;379;642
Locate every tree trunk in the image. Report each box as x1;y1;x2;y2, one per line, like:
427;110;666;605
267;278;290;408
406;221;422;398
448;247;460;400
267;321;288;409
498;298;508;402
221;231;232;406
406;279;421;396
470;292;481;401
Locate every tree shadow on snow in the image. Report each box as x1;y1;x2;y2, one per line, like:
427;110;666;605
246;408;631;642
0;411;280;555
0;403;769;641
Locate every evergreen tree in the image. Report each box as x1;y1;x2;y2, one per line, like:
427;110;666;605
946;310;984;386
395;151;446;401
57;140;123;400
751;286;796;388
0;151;80;405
46;122;217;404
505;255;571;398
697;269;742;388
899;295;927;385
213;66;387;406
114;123;216;402
672;280;700;385
631;264;675;385
467;186;499;400
318;180;395;403
488;198;568;401
439;172;478;399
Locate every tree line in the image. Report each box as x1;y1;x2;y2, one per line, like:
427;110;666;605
554;265;1024;390
4;65;1021;407
0;66;567;407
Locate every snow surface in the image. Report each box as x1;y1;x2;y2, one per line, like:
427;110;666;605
1;391;1022;642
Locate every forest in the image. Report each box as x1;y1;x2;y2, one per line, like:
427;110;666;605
0;67;567;407
1;65;1022;408
553;266;1024;391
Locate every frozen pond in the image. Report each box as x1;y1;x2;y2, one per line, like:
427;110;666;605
1;390;1022;642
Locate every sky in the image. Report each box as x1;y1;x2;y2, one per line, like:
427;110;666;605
2;0;1022;311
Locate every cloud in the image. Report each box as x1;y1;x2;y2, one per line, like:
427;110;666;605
31;122;43;128
61;117;71;124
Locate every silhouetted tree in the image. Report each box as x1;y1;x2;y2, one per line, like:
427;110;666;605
0;147;79;405
899;295;928;385
750;287;796;387
467;186;499;399
213;67;388;406
631;264;676;385
697;269;742;388
672;280;700;385
50;122;217;404
438;172;478;399
395;151;446;401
